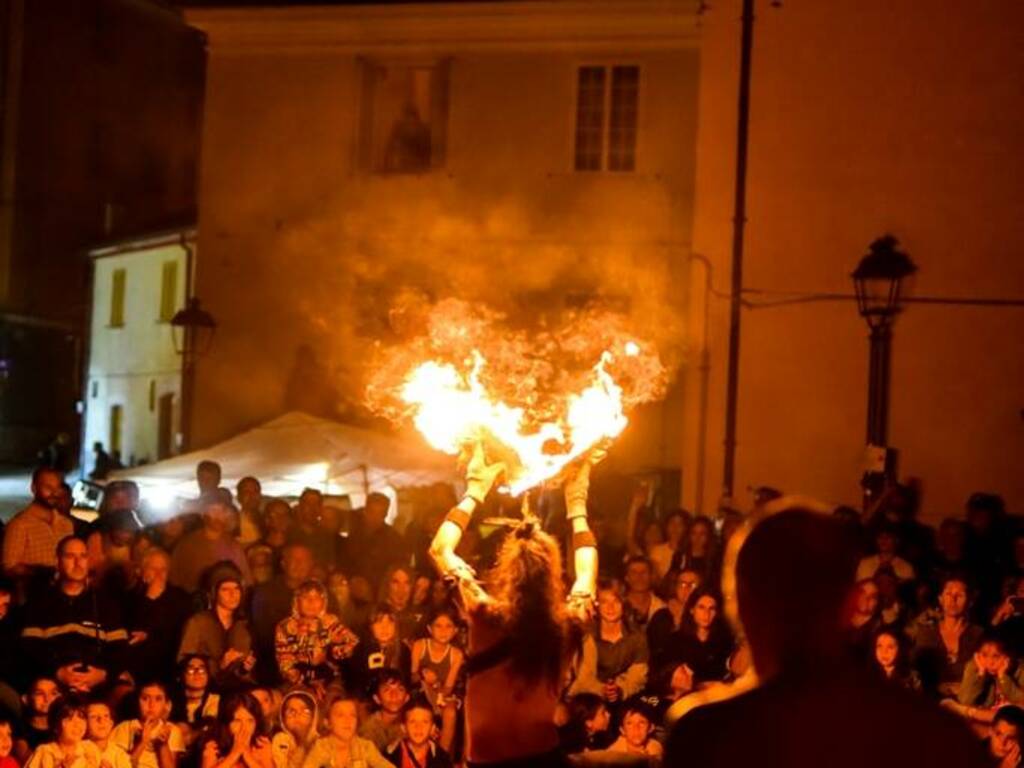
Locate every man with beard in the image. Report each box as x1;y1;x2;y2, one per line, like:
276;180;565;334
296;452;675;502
20;536;129;693
2;468;75;598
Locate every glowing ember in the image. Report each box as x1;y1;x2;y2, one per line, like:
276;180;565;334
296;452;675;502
401;349;628;495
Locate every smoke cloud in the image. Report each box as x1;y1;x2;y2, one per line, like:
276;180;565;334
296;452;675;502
267;180;688;419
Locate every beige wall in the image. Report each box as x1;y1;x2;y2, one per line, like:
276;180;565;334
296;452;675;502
187;3;701;480
686;0;1024;519
85;239;188;469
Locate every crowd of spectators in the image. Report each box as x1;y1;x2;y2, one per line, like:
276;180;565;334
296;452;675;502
0;462;1021;767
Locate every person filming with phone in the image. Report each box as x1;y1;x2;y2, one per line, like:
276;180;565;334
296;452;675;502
20;535;130;694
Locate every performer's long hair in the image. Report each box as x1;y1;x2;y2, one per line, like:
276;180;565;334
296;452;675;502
486;521;568;691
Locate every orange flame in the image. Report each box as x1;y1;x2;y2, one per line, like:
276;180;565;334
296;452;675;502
364;299;669;495
401;349;629;495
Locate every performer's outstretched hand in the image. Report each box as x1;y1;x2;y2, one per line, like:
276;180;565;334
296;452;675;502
564;442;607;515
464;442;505;504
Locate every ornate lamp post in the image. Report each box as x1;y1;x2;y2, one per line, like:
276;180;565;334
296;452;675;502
851;235;916;502
170;297;216;451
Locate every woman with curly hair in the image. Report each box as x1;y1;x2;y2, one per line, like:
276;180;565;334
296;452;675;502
428;445;600;768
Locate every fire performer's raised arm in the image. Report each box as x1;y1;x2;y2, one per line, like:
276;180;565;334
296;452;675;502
428;443;503;597
564;456;599;621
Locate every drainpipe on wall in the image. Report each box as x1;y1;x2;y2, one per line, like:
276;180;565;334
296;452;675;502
689;254;714;516
178;232;195;452
721;0;756;506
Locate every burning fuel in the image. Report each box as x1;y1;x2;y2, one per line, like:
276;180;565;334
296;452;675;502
366;299;668;495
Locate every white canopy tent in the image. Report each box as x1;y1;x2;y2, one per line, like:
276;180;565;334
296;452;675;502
109;411;458;518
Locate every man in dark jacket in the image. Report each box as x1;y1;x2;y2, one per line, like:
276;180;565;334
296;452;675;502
20;535;129;693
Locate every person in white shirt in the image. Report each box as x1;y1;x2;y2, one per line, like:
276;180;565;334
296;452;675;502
26;697;101;768
648;511;691;584
856;525;915;582
86;702;131;768
110;682;185;768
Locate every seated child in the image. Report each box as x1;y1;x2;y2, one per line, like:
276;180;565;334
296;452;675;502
348;607;411;699
25;696;101;768
988;705;1024;768
562;693;613;753
275;580;359;694
19;677;60;757
301;695;391;768
606;698;663;763
383;697;452;768
110;681;186;768
85;701;130;768
359;672;409;753
956;635;1024;724
270;691;318;768
198;691;273;768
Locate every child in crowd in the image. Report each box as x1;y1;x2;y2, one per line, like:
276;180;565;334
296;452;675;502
25;697;100;768
249;687;281;729
85;701;131;768
247;688;280;729
383;697;452;768
274;579;359;693
199;691;273;768
359;672;409;752
326;572;366;631
19;677;60;755
270;691;318;768
410;608;463;753
562;694;613;753
111;681;185;768
606;698;663;764
172;655;220;738
872;629;921;691
989;705;1024;768
953;635;1024;727
301;696;391;768
0;717;19;768
349;607;411;697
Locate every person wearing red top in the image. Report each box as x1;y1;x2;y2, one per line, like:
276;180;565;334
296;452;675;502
0;716;20;768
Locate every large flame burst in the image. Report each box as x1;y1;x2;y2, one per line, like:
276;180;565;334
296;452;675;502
366;299;668;496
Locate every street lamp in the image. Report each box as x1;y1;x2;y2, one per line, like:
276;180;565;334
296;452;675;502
851;235;916;502
170;297;216;451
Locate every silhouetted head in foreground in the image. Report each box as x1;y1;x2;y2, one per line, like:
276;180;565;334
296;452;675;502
736;509;859;679
665;506;992;768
